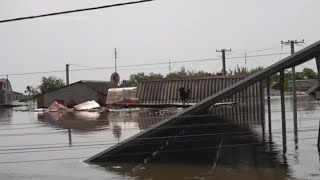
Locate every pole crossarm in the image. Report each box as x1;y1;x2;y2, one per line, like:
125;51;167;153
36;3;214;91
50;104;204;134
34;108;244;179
216;49;231;75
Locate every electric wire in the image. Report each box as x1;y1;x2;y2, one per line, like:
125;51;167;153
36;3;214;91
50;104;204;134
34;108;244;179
0;52;290;77
0;142;117;152
0;139;117;149
0;124;317;149
1;109;320;131
0;134;305;156
0;0;155;24
0;114;320;131
0;157;88;164
0;123;318;164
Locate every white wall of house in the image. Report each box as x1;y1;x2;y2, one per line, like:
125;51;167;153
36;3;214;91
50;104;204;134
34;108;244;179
43;83;100;108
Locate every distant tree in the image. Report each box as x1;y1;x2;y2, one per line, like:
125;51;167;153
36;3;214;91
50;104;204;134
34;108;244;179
229;66;264;76
120;72;163;87
166;67;188;78
39;76;65;94
166;67;211;78
301;68;317;79
187;70;211;77
24;85;39;97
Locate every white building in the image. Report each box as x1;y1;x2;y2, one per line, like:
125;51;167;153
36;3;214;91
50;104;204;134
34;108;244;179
0;79;13;105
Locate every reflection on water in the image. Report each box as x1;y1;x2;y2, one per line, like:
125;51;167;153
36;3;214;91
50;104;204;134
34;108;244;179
0;108;12;123
38;111;110;132
95;115;289;180
0;96;320;179
104;163;289;180
112;125;122;143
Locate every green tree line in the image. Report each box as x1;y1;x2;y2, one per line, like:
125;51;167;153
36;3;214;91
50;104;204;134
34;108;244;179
120;66;318;91
25;67;318;97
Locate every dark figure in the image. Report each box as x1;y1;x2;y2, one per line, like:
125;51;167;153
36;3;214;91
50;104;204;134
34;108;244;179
178;87;191;108
185;89;191;105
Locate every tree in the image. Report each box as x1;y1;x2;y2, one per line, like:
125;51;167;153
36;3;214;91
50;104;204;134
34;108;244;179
229;66;264;76
120;72;163;87
166;67;211;78
24;85;39;97
166;67;187;78
302;68;317;79
39;76;65;94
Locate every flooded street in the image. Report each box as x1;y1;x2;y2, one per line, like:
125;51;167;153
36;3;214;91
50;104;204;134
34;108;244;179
0;95;320;180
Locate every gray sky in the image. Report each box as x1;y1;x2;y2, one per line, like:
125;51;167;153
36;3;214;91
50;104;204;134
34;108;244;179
1;0;319;93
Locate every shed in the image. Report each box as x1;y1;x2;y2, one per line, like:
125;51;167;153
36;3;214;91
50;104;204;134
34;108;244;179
12;91;25;101
106;87;137;104
40;80;116;108
0;79;13;105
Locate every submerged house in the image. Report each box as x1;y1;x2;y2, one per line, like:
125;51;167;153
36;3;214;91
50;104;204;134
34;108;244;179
37;80;116;108
0;79;13;105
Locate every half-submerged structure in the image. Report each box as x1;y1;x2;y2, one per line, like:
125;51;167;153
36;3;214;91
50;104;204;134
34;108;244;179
37;80;116;108
85;41;320;179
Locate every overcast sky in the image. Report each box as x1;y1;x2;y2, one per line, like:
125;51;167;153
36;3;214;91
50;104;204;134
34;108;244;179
1;0;319;92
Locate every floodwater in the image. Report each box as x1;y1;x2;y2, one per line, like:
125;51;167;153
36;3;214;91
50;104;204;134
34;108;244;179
0;95;319;180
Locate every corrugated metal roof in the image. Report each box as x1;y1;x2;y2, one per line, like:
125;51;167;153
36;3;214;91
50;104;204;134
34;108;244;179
81;80;116;95
137;76;246;104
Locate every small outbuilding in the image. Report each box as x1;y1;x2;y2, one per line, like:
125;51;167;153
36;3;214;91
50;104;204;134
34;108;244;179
0;79;13;105
38;80;116;108
106;87;137;104
12;91;25;101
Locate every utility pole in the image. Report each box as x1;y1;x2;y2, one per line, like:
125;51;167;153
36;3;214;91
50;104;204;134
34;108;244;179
6;75;8;104
66;64;70;85
281;39;304;140
169;59;172;73
216;49;231;75
114;48;118;73
65;63;71;145
245;52;247;72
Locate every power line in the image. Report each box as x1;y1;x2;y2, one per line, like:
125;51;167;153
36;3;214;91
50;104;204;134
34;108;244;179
1;106;320;129
0;139;117;149
0;135;316;164
0;156;88;164
0;132;313;156
0;0;155;24
0;52;290;77
0;142;116;152
0;145;111;155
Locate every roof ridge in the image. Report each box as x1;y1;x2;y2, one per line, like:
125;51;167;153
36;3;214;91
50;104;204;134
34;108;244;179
81;81;113;95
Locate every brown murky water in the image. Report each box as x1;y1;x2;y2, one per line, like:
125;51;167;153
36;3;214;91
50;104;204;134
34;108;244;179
0;95;319;180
